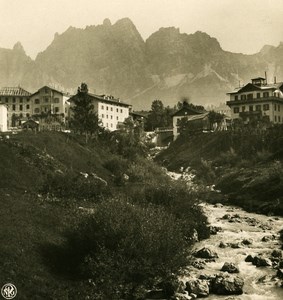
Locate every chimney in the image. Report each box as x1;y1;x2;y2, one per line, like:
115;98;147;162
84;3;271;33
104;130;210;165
265;71;267;84
274;76;277;84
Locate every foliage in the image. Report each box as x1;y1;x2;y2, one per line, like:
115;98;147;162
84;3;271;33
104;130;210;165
208;110;225;129
69;83;101;143
63;198;189;299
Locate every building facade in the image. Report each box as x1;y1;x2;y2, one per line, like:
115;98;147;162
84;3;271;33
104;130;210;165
69;93;131;131
227;77;283;124
0;87;32;128
0;104;8;132
30;86;70;130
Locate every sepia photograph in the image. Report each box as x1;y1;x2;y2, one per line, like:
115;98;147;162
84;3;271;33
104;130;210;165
0;0;283;299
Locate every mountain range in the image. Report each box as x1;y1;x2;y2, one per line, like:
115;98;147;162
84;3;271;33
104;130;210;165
1;18;283;109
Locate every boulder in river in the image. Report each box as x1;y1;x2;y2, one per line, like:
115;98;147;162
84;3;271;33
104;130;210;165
262;235;276;242
194;247;218;259
209;226;223;235
192;259;206;269
221;262;240;273
271;249;282;258
245;255;254;262
211;273;244;295
241;239;253;246
252;256;272;267
186;279;209;298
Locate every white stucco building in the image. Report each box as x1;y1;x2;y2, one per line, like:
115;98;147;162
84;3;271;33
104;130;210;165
0;104;8;132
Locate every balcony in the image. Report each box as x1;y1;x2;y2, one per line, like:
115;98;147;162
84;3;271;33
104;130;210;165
227;96;283;106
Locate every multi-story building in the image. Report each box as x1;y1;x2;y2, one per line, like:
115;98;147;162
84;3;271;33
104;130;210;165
0;104;8;132
0;87;32;127
69;92;131;131
227;77;283;124
30;86;70;130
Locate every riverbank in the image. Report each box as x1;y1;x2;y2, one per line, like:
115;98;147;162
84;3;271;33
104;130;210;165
176;202;283;299
156;130;283;216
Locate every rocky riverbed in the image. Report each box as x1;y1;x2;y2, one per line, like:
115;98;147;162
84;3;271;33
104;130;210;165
177;203;283;300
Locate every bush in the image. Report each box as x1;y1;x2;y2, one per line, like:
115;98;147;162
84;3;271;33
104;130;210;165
41;172;109;200
63;198;189;299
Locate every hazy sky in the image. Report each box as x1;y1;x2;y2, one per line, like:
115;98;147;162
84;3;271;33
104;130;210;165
1;0;283;59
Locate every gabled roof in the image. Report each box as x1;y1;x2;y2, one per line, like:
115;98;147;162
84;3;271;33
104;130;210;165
30;85;69;97
0;87;31;96
172;106;206;117
69;92;131;107
227;81;283;94
186;112;209;121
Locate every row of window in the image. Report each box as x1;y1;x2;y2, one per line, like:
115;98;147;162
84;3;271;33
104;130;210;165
10;104;30;111
101;114;119;120
34;98;60;104
105;123;115;129
235;92;271;101
233;104;270;113
34;107;60;113
100;105;123;113
0;97;30;103
275;115;281;123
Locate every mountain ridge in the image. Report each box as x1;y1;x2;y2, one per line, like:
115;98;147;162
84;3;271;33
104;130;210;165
1;18;283;109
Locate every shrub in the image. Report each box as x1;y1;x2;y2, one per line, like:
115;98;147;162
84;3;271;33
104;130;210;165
63;198;189;299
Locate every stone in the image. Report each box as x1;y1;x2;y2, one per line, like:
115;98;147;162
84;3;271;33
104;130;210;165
219;241;229;248
245;255;254;263
262;235;275;242
253;256;272;267
210;226;222;235
230;242;242;249
241;239;253;246
186;279;209;298
174;292;192;300
211;274;244;295
145;289;166;299
192;260;206;269
271;250;282;258
277;269;283;279
214;203;223;208
221;262;240;273
194;247;218;259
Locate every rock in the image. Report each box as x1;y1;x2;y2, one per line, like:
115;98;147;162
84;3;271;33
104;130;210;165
230;242;242;249
245;255;254;263
262;235;276;242
174;292;192;300
189;293;197;299
253;256;272;267
219;241;229;248
242;239;253;246
192;260;206;269
222;214;231;220
221;262;240;273
210;226;222;235
199;274;216;281
214;203;223;208
186;279;209;298
277;268;283;279
211;274;244;295
271;250;282;258
191;229;199;242
194;247;218;259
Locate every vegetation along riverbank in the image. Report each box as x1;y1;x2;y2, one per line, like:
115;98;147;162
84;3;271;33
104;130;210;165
156;125;283;216
0;129;209;299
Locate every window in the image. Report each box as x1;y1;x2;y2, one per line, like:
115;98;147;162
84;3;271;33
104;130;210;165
45;88;48;94
235;95;238;101
263;92;269;98
26;113;30;118
12;98;16;103
106;115;108;119
233;107;239;113
44;97;49;103
116;108;119;112
257;93;261;98
249;105;253;112
19;98;23;103
54;107;59;113
279;116;281;122
279;105;281;112
12;104;16;111
111;115;113;119
120;109;123;113
101;105;104;110
19;105;23;111
5;98;8;103
110;123;113;128
26;98;30;102
240;95;246;100
263;104;269;111
275;115;277;122
247;93;253;100
116;116;119;120
34;108;40;113
53;98;59;103
110;107;113;111
275;104;277;111
106;106;108;110
242;106;246;112
255;105;261;111
106;123;108;127
35;99;40;104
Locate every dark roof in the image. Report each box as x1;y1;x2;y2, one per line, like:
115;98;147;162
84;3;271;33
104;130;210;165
0;87;31;96
251;77;265;81
227;81;283;94
69;92;131;107
130;111;147;118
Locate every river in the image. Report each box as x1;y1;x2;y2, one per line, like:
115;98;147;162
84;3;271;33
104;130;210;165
183;202;283;299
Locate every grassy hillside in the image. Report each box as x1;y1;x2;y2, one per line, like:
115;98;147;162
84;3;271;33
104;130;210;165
0;131;209;299
156;129;283;215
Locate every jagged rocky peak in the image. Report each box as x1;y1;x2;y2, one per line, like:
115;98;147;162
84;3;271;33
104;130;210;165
103;18;111;26
13;41;25;53
188;31;222;51
259;44;275;55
